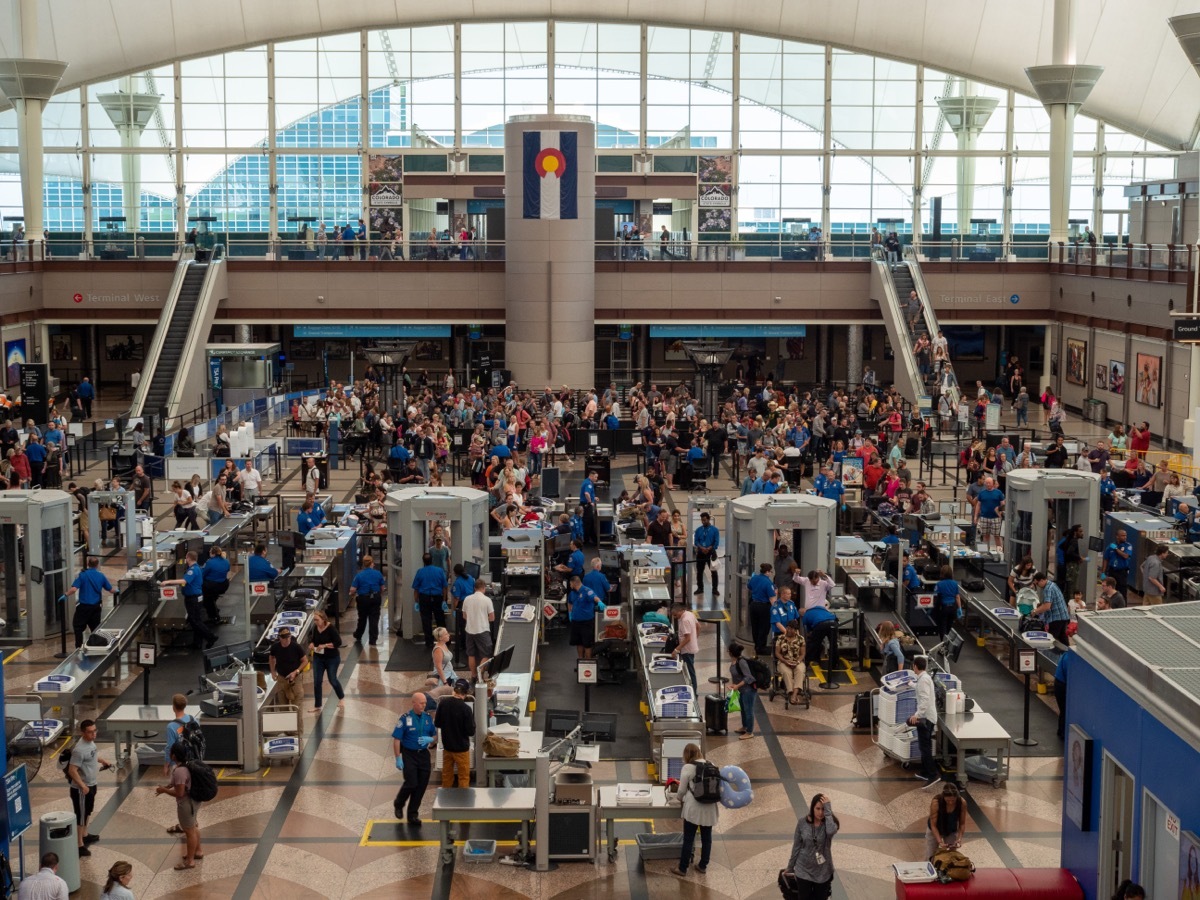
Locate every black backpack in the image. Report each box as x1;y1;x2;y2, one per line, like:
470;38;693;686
57;743;74;781
185;759;218;802
175;717;206;761
691;760;723;804
745;656;772;688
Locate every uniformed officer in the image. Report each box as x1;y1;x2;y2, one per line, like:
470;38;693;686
297;499;321;536
392;691;438;826
411;553;449;649
553;539;585;587
692;512;721;597
166;551;218;650
349;555;386;645
747;562;777;656
579;471;598;545
567;575;605;661
450;564;475;655
201;545;231;625
248;543;279;583
582;557;612;603
65;557;116;649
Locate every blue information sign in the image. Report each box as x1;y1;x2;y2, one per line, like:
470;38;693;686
649;324;807;338
6;764;32;842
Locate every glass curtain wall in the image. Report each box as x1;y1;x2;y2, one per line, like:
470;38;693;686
0;21;1179;256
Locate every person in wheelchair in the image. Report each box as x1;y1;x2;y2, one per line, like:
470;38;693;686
774;620;807;705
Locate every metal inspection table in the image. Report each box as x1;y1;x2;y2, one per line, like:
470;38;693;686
481;730;544;786
103;703;202;766
431;787;537;866
595;784;681;863
937;703;1012;788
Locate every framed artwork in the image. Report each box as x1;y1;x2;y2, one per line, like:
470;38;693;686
698;155;733;184
1065;339;1087;386
1180;830;1200;900
840;457;863;486
414;340;443;361
324;341;350;360
104;334;144;361
1095;364;1107;391
1109;360;1125;395
1065;725;1093;830
51;334;73;361
1135;353;1161;408
289;340;316;361
4;338;26;387
664;339;689;362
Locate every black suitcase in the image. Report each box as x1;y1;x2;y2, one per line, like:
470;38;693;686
851;691;873;730
705;693;728;735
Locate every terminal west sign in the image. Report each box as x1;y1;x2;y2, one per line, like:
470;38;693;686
71;291;161;304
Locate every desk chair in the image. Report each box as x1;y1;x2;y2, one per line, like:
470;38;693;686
690;457;710;493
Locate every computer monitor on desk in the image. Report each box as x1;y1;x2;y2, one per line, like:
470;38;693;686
463;561;482;581
480;644;515;680
580;712;617;743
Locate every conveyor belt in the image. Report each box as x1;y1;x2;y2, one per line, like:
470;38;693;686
492;602;540;719
635;625;698;722
966;596;1062;677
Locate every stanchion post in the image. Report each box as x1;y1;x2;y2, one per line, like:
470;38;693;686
1014;649;1039;746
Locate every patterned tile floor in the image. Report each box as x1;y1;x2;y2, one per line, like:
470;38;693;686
3;400;1087;898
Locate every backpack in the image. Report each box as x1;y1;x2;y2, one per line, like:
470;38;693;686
691;760;723;804
1055;537;1067;567
745;656;772;688
931;848;974;882
185;759;218;802
58;743;74;780
175;717;206;761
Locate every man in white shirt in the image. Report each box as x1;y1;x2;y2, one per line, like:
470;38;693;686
671;603;700;688
462;578;495;679
18;853;69;900
800;570;836;610
239;459;264;503
906;656;940;786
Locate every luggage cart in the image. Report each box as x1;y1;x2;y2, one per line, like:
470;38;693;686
870;692;923;769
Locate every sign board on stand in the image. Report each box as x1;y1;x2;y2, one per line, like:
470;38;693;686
1018;649;1036;673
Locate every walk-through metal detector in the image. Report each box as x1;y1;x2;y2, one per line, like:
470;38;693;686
1003;469;1100;585
725;495;837;645
0;491;77;642
384;487;490;639
86;490;140;566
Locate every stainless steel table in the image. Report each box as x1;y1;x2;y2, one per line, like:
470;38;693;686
595;784;680;863
481;730;544;786
103;703;201;766
937;707;1011;787
431;787;537;866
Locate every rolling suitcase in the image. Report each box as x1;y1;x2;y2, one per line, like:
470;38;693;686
705;693;728;735
851;691;874;730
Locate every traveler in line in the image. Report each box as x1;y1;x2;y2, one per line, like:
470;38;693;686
787;793;840;900
669;742;718;877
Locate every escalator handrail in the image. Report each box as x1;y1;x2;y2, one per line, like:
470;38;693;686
129;257;192;417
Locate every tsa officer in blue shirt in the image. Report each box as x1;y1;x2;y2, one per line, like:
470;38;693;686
903;553;923;597
802;604;838;666
391;691;438;825
350;554;387;645
450;563;476;654
579;471;598;545
165;550;218;650
770;585;800;636
201;545;231;624
582;557;612;605
248;543;280;584
747;562;777;655
297;498;321;537
566;575;605;660
1101;528;1133;597
554;540;586;587
693;512;721;597
65;556;116;649
411;553;449;649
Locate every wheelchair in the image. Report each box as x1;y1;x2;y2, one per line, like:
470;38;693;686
767;638;811;710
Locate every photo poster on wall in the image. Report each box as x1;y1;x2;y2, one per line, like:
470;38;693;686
1065;724;1093;831
51;334;72;362
840;456;863;486
1066;338;1087;386
4;338;26;388
105;334;144;361
1095;364;1107;391
1135;353;1162;408
1109;360;1125;396
1180;830;1200;900
698;155;733;184
780;336;806;360
665;339;689;362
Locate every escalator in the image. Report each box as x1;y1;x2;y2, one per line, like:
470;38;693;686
129;252;225;422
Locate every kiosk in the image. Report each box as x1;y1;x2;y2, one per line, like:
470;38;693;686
725;495;837;645
205;343;281;410
0;491;76;642
1003;470;1100;587
384;487;490;640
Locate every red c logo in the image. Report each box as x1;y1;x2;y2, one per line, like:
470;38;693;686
72;293;83;304
534;147;566;179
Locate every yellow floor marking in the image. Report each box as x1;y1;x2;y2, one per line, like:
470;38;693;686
3;648;25;664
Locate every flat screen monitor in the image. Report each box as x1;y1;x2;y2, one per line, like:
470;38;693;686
463;561;482;581
551;532;573;554
1087;536;1103;553
182;537;205;560
544;708;581;738
580;712;618;743
938;501;960;516
481;644;515;680
599;549;621;569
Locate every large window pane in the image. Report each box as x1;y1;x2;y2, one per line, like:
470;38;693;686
182;48;268;148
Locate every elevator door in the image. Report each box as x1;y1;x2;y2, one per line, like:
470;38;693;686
1099;754;1136;899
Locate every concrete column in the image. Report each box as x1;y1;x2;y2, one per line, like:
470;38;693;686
846;325;864;389
816;326;829;385
504;115;595;388
98;80;162;234
936;86;998;238
1041;323;1055;394
1026;1;1101;246
0;0;66;258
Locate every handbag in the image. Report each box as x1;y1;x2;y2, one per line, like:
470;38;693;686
482;732;520;758
98;506;117;522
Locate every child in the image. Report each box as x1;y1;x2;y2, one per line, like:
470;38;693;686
1068;590;1086;622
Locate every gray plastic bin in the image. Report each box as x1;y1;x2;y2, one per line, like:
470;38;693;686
39;811;80;892
635;832;684;860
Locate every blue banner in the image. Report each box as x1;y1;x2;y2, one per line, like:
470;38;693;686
5;764;32;842
293;325;451;339
649;325;808;338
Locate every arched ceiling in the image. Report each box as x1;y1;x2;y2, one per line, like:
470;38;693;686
1;0;1199;148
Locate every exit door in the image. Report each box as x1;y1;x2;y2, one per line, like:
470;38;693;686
1099;754;1136;899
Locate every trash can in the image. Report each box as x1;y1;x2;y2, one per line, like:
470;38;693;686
1085;399;1107;424
39;811;80;892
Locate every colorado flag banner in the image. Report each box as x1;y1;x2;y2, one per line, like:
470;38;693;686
523;130;578;219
